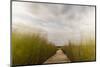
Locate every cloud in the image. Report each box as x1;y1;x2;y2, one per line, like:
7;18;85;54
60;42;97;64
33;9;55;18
12;1;95;46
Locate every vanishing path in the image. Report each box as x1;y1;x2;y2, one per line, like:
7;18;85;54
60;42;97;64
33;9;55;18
43;49;70;64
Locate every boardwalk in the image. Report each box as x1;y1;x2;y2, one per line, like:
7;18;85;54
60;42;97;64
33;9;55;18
43;49;70;64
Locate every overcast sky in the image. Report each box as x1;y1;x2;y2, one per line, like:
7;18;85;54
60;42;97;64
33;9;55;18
12;1;95;46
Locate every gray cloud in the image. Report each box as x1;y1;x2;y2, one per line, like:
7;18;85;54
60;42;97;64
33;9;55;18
12;1;95;46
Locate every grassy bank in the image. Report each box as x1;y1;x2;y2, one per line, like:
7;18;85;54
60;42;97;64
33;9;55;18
12;32;57;66
62;39;96;62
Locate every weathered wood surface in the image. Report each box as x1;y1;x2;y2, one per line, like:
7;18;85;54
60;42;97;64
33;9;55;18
43;49;70;64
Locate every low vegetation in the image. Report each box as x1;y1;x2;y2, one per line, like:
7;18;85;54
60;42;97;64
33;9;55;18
12;31;96;65
62;38;96;62
12;32;57;66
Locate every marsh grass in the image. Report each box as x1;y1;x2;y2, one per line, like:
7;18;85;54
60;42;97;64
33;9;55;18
62;39;96;62
12;32;57;65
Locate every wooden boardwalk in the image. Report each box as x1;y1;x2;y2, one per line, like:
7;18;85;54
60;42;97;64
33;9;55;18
43;49;70;64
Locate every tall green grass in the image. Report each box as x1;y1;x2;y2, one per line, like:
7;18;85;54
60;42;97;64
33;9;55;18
12;32;57;65
62;39;96;62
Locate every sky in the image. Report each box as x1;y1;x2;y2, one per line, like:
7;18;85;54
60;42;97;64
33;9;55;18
12;1;95;46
